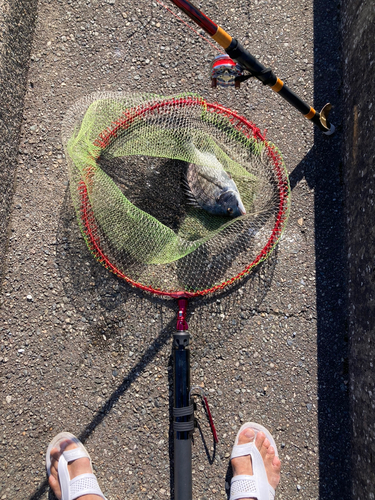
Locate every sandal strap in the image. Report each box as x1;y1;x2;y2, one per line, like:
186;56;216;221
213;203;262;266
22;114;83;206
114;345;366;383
230;475;258;500
230;443;270;500
63;448;89;463
231;442;256;459
58;452;106;500
230;475;275;500
70;473;106;500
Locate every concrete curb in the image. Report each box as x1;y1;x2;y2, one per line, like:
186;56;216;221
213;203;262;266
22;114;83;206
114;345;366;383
0;0;38;289
342;0;375;498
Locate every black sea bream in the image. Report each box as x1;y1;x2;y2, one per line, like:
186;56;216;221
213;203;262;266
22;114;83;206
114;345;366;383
184;159;246;217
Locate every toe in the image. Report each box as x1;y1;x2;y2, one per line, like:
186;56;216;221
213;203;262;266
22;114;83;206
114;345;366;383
50;446;62;461
256;431;271;460
49;447;61;478
48;446;63;499
265;445;275;465
50;461;59;477
231;428;255;477
48;473;62;500
263;444;281;490
238;428;255;445
60;438;76;452
264;447;281;490
259;436;270;460
255;431;265;451
273;456;281;471
266;444;275;457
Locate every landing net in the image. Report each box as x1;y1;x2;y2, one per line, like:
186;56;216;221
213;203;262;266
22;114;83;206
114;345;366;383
62;92;290;297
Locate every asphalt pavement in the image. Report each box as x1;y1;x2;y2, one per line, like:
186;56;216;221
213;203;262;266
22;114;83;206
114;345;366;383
0;0;350;499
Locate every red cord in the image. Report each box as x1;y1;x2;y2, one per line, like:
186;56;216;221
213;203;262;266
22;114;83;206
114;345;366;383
203;396;219;443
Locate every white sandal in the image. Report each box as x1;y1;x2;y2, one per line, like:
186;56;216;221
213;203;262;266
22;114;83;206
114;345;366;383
230;422;279;500
46;432;107;500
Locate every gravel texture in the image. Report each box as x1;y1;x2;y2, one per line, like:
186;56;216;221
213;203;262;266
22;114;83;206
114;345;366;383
0;0;350;499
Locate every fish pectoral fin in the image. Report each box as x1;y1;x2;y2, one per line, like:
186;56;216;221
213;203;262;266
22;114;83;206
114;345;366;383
182;177;195;196
182;177;201;208
186;199;201;208
185;192;201;208
181;177;191;190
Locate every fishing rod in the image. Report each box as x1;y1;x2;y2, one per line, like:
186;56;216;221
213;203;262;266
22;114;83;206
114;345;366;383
167;0;335;135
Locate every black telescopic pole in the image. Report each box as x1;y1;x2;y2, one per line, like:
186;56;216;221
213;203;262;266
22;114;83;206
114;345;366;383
224;39;334;134
168;0;335;135
173;299;194;500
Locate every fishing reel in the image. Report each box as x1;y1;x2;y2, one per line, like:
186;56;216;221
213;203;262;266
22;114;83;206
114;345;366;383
210;54;251;88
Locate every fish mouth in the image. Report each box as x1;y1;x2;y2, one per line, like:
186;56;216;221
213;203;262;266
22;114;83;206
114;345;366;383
238;200;246;215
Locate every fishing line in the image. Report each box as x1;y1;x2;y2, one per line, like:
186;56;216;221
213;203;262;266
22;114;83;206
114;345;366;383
154;0;223;54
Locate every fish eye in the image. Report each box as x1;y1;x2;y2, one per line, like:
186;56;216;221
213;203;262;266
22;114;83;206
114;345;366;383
227;207;233;214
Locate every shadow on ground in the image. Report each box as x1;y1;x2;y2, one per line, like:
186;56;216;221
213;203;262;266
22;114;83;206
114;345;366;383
0;0;38;289
289;0;351;497
28;188;278;500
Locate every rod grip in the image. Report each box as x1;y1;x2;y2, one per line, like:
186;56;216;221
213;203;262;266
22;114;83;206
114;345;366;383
226;38;334;134
173;334;193;500
226;38;277;85
174;438;192;500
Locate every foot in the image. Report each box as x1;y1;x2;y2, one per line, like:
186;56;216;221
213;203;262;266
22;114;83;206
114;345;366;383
48;439;103;500
231;428;281;500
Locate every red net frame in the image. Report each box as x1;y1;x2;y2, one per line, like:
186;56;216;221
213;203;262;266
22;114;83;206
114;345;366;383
77;96;290;299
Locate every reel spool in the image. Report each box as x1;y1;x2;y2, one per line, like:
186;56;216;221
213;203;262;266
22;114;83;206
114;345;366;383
210;54;244;88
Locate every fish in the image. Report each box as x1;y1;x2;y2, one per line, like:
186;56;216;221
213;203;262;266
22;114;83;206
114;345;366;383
183;160;246;217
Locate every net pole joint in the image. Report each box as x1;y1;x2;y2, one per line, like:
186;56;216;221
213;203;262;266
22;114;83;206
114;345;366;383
176;298;189;332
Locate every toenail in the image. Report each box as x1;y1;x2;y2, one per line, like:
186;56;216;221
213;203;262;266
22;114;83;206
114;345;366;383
244;429;254;439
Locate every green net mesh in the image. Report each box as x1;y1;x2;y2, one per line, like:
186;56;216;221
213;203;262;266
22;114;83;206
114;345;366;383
62;92;290;296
